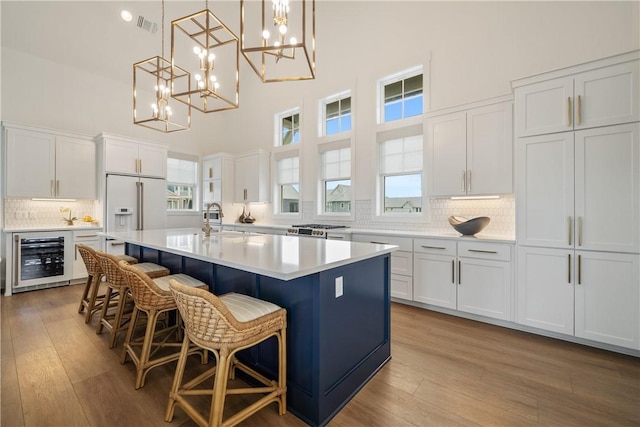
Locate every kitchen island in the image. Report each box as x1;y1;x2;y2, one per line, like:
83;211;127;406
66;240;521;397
101;228;397;426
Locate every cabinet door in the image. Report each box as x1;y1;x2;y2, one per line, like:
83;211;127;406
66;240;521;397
235;151;270;203
203;180;222;203
203;157;222;180
6;128;56;198
574;61;639;130
515;76;574;137
73;237;101;280
575;251;639;350
426;111;467;196
390;274;413;301
55;136;96;199
413;253;456;308
466;102;513;195
391;251;412;276
458;257;511;320
516;246;574;335
138;144;167;178
516;133;574;248
104;139;139;175
574;123;639;253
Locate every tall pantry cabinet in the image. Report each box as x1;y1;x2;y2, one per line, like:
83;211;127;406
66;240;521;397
513;50;640;351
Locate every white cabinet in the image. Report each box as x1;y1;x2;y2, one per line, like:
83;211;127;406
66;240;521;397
72;230;102;280
514;55;639;137
517;123;639;253
517;247;639;350
4;125;96;199
99;134;167;178
234;150;270;203
202;153;234;204
414;238;513;321
426;97;513;197
351;233;414;301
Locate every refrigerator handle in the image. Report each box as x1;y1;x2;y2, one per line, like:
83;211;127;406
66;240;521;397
140;181;144;230
135;181;141;230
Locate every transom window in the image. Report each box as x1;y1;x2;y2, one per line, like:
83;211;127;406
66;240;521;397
321;93;352;136
380;68;423;123
378;135;423;214
276;109;301;146
166;156;198;211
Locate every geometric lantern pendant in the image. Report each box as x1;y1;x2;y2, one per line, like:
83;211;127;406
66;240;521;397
171;8;240;113
133;56;191;132
240;0;316;83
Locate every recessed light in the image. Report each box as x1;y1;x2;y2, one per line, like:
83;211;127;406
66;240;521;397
120;10;133;22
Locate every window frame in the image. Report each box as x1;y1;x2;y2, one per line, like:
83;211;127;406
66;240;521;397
274;107;301;147
377;65;424;124
317;139;354;219
375;124;428;222
166;152;199;214
272;148;302;218
319;90;352;137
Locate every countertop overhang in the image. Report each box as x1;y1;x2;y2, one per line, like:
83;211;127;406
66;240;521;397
101;228;398;281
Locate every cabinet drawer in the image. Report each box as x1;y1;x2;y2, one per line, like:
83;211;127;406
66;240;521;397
413;238;456;255
352;234;413;252
73;230;102;241
391;251;412;276
458;241;511;261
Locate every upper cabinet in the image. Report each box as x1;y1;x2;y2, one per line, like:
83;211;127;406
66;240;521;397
4;124;96;199
97;133;167;178
202;153;234;204
426;96;513;197
234;150;270;203
513;52;639;138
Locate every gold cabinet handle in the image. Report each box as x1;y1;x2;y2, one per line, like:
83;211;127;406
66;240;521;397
568;254;571;283
209;167;213;179
209;182;213;193
578;254;582;285
421;245;446;250
568;216;573;246
578;216;583;247
139;159;142;174
370;241;390;245
567;97;572;127
244;188;248;201
468;249;498;254
577;95;582;126
458;260;462;285
467;170;471;193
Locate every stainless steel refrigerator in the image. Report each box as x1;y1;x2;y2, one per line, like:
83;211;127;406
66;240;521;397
105;174;167;254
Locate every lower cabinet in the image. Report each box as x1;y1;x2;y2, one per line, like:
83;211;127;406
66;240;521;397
351;233;413;301
414;238;513;321
517;246;640;350
73;230;102;280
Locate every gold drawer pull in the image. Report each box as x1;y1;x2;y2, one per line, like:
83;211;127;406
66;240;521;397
467;249;498;254
421;245;446;250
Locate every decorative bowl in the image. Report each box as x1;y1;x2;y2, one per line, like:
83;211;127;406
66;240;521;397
448;216;490;236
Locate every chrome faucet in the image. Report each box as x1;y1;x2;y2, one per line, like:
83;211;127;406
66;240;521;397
202;202;224;237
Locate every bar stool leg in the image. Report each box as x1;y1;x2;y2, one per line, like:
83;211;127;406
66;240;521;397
78;274;92;314
121;305;139;365
84;274;103;324
279;328;287;415
209;348;231;427
96;286;113;335
108;289;130;349
165;334;191;422
135;308;159;389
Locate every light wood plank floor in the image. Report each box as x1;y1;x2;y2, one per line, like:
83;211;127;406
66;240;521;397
2;283;639;426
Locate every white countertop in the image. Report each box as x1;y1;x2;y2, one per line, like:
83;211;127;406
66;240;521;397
101;228;398;281
3;224;103;233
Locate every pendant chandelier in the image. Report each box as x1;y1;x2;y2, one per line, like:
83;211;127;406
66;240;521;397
133;0;191;133
170;0;240;114
240;0;316;82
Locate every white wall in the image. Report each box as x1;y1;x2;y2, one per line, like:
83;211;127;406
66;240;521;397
1;1;638;231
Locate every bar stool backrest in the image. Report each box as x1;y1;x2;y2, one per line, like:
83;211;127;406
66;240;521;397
119;261;175;312
95;251;130;289
76;243;102;277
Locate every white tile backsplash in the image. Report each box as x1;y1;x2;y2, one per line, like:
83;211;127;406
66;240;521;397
4;198;99;229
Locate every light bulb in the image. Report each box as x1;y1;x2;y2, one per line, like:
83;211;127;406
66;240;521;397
214;82;220;90
208;53;215;62
154;85;159;91
151;103;158;111
274;41;281;48
210;75;217;82
290;37;297;45
120;10;133;22
279;24;287;35
195;74;202;81
193;46;201;55
262;30;270;40
198;81;205;89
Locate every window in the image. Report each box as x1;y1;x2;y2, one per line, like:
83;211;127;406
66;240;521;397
380;68;423;123
320;147;351;214
379;134;423;214
276;109;301;146
167;155;198;211
321;93;351;136
276;155;300;213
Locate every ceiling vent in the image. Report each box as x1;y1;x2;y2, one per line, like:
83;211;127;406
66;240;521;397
136;15;158;34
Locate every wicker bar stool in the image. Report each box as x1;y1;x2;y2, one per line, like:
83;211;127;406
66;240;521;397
76;243;138;324
166;279;287;427
119;261;209;389
95;251;170;348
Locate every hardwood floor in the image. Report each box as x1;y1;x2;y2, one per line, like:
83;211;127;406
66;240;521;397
2;283;639;426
